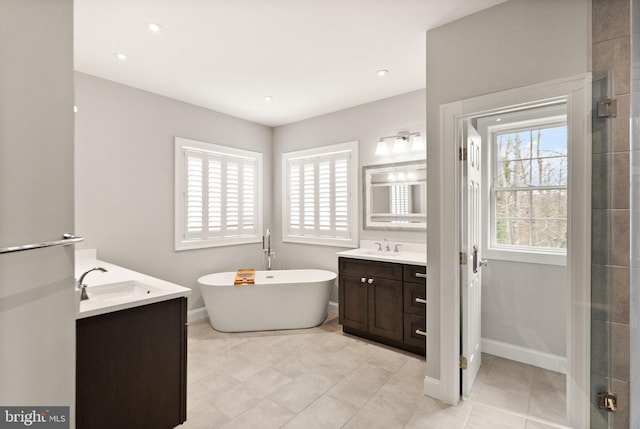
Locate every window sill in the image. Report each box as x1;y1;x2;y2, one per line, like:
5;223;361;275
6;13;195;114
483;247;566;266
175;236;262;251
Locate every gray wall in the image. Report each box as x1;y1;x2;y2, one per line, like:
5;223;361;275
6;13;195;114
482;260;567;356
75;72;272;310
426;0;589;377
272;90;426;303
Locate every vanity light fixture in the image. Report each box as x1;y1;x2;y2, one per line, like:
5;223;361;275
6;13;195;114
376;131;424;156
375;139;389;156
146;22;164;33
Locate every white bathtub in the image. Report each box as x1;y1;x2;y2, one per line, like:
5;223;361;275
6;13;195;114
198;269;336;332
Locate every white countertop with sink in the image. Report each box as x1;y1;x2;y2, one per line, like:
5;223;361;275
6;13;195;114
75;249;191;319
336;240;426;266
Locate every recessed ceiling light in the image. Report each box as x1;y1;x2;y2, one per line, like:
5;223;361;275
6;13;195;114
377;69;389;77
495;118;502;122
264;96;274;103
146;22;163;33
114;52;128;61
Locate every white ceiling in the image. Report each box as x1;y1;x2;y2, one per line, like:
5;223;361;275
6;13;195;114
74;0;507;127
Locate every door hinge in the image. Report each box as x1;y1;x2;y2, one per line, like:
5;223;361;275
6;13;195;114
598;392;618;412
459;147;467;161
459;355;468;370
459;252;467;265
597;98;618;118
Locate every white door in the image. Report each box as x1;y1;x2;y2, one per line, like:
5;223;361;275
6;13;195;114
0;0;76;418
461;120;485;396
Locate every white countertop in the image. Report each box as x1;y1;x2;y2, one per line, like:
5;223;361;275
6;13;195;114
75;250;191;319
336;240;426;266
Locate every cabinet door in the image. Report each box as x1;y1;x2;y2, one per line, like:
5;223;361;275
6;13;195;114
339;273;368;332
76;298;187;429
367;278;403;342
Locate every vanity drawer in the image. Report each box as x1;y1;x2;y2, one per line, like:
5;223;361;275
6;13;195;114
404;282;426;316
339;257;402;281
403;313;426;350
404;265;427;284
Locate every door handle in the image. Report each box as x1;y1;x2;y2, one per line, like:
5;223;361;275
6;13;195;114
415;297;427;304
415;329;427;337
415;272;427;279
472;245;488;273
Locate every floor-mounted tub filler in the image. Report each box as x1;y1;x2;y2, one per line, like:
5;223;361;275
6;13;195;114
198;269;336;332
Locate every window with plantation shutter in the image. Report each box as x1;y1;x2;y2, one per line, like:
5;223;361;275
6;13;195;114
283;141;358;247
175;137;262;250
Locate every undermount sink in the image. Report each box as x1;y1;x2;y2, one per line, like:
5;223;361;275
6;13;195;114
86;280;160;303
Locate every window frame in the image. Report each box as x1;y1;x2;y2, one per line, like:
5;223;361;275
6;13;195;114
478;104;568;266
282;141;358;248
174;137;263;251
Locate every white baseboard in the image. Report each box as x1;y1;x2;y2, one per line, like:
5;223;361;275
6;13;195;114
327;301;339;314
481;338;567;374
188;307;209;324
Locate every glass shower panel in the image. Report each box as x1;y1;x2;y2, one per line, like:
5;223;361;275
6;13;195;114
590;71;613;429
630;0;640;426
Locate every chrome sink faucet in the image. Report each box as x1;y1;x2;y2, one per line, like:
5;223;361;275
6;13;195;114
374;239;391;252
77;267;108;301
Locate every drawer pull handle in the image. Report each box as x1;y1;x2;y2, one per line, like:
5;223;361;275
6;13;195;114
415;297;427;304
367;278;374;284
415;329;427;337
361;277;366;283
415;273;427;279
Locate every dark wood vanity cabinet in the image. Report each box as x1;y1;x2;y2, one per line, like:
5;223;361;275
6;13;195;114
76;298;187;429
339;257;426;355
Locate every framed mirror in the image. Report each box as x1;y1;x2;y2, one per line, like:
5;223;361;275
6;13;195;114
363;160;427;231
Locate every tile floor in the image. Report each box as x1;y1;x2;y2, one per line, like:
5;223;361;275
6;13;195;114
183;314;568;429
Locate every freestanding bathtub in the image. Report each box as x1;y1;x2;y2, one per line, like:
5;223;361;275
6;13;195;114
198;269;336;332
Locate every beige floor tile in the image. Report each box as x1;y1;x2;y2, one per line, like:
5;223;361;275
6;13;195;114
180;402;230;429
476;384;530;414
220;398;294;429
484;357;534;397
326;363;394;409
271;366;342;413
404;396;473;429
343;389;416;429
185;318;568;429
464;404;527;429
281;395;358;429
525;419;564;429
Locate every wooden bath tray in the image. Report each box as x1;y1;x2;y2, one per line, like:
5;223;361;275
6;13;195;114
234;268;255;286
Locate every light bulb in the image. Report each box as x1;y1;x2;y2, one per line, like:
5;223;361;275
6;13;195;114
393;137;407;153
411;135;425;152
375;140;388;156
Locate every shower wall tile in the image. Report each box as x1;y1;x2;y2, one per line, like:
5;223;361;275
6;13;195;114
592;209;611;265
591;153;630;209
612;94;630;152
611;209;630;267
593;36;631;95
593;0;631;44
591;264;610;322
610;266;630;324
591;319;610;377
611;322;630;381
611;379;630;429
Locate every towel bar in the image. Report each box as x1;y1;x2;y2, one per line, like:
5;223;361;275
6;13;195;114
0;233;84;254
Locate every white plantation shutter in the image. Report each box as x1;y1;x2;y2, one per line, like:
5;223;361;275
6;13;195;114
283;141;358;247
175;138;262;250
